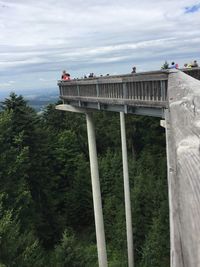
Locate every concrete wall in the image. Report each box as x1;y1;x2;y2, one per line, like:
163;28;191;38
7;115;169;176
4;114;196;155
166;70;200;267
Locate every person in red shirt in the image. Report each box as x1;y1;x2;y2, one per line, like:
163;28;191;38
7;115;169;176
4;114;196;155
61;70;71;80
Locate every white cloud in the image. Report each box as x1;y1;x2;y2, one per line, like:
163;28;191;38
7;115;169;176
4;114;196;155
0;0;200;90
0;80;16;89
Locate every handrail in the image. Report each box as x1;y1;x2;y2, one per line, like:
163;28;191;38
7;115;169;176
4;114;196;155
57;68;200;112
58;70;169;103
58;67;200;84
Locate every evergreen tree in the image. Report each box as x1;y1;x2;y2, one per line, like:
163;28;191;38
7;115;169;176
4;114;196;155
161;61;169;70
0;94;170;266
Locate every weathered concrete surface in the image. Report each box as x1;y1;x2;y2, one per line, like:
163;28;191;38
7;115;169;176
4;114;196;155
166;70;200;267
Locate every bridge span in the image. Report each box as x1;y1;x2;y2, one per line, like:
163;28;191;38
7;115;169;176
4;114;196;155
56;68;200;267
58;68;200;117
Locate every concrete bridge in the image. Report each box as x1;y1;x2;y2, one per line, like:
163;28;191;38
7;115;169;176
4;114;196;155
56;67;200;267
58;68;200;117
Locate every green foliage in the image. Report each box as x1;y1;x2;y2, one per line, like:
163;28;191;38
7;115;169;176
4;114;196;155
132;145;169;265
161;61;169;70
140;211;169;267
94;111;121;153
1;92;38;146
82;244;98;267
53;230;86;267
99;149;127;257
0;198;45;267
0;93;169;266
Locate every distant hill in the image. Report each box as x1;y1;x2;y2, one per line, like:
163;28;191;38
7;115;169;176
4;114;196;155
0;88;59;111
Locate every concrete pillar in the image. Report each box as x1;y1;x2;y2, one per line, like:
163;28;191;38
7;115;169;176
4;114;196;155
55;105;108;267
86;112;108;267
120;112;134;267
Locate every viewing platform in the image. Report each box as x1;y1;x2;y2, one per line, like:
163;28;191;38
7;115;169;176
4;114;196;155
56;67;200;267
58;67;200;118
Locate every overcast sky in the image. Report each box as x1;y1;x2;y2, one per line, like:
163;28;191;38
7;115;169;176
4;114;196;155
0;0;200;91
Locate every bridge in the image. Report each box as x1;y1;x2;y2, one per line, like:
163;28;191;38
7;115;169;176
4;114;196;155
58;68;200;117
56;67;200;267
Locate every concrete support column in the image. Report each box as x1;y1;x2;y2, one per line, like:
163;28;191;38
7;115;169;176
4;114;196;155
86;112;108;267
120;112;134;267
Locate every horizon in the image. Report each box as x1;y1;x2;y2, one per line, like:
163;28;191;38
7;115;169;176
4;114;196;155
0;86;58;100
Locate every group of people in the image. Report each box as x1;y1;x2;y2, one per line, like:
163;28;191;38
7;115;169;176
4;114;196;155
61;71;110;80
84;73;109;79
84;73;95;78
169;60;198;69
184;60;198;68
161;60;198;70
61;60;199;80
169;62;179;69
131;60;198;73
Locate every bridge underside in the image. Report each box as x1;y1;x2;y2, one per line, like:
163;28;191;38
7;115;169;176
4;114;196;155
61;97;165;117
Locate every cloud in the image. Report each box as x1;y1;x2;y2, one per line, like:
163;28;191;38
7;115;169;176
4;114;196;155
0;80;16;89
0;0;200;90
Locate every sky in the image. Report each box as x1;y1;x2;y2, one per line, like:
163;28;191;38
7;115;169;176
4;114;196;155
0;0;200;92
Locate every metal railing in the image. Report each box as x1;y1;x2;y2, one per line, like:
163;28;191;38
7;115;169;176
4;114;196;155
58;68;200;108
59;71;169;104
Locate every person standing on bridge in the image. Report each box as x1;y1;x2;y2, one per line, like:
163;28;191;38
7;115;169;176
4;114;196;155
61;70;71;80
88;73;94;78
169;62;178;69
131;66;136;73
191;60;198;68
184;63;192;68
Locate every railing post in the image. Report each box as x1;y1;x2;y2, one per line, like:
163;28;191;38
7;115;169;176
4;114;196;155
77;84;80;96
59;85;63;96
77;85;81;106
123;82;127;99
160;80;166;101
96;83;99;98
120;112;134;267
86;112;108;267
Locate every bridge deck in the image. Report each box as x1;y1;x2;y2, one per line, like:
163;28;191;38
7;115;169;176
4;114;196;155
58;68;200;117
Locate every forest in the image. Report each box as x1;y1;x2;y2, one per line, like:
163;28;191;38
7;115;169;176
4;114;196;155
0;93;169;267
